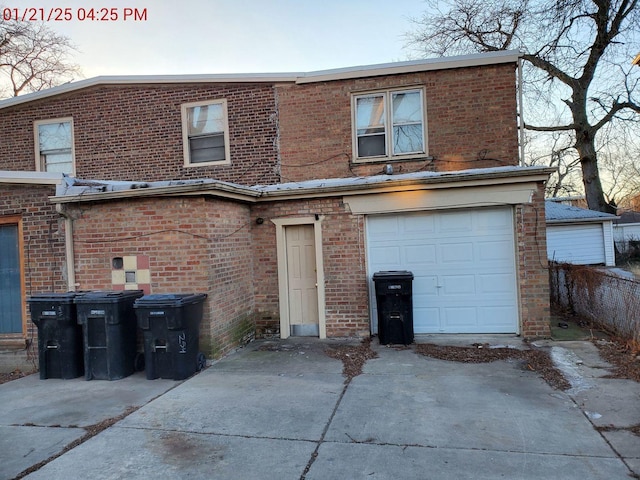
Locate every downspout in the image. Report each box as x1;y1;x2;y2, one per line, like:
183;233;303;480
55;204;76;291
517;56;526;167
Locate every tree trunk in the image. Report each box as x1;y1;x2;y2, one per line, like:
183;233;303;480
575;132;615;213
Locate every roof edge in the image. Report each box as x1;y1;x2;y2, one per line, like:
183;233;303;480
296;50;521;84
0;170;64;185
0;50;521;110
50;179;261;204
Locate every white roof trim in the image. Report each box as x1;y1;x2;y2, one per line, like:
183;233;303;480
295;50;521;84
50;165;552;204
0;170;64;185
0;50;521;110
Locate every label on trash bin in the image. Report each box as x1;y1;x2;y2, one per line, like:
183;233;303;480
90;309;106;316
41;310;57;316
388;285;402;290
150;311;165;316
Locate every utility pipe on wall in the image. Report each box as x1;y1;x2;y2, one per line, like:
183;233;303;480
55;203;76;291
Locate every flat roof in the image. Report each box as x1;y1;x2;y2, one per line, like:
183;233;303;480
50;165;552;204
0;50;520;110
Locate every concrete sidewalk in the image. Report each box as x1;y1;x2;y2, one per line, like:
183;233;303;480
1;337;638;479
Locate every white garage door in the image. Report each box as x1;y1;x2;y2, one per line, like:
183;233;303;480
367;207;518;334
547;224;605;265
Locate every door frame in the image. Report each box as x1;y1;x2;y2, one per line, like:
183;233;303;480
0;215;27;337
272;216;326;339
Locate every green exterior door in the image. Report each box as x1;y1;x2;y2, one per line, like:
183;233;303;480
0;224;22;333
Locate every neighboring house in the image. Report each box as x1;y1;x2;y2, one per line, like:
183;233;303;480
613;211;640;255
0;50;554;372
545;200;617;266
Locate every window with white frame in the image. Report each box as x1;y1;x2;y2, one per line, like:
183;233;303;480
181;99;230;166
353;88;426;160
34;118;74;175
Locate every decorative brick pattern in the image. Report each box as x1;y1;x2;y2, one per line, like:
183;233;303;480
111;255;151;294
66;196;255;359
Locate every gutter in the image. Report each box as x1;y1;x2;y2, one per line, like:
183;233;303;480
256;167;555;201
49;166;555;205
546;217;619;226
0;171;64;185
50;180;261;204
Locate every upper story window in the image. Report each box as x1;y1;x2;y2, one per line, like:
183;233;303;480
34;118;74;175
181;99;230;167
353;88;426;161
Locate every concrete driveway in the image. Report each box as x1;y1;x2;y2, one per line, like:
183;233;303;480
1;337;638;479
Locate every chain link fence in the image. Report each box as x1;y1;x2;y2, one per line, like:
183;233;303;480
549;262;640;343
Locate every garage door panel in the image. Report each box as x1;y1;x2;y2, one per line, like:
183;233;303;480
477;240;514;262
367;207;518;334
405;244;436;264
439;211;473;233
440;275;476;295
442;307;478;329
478;306;519;330
413;276;438;296
369;246;401;266
404;215;436;234
478;273;516;294
440;243;473;263
413;307;440;332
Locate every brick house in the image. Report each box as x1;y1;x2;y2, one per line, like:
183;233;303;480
0;50;553;372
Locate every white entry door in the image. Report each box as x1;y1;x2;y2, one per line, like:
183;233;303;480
367;207;518;334
285;224;319;336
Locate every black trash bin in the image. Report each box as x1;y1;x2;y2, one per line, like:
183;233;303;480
28;293;84;379
134;293;207;380
75;290;144;380
373;271;414;345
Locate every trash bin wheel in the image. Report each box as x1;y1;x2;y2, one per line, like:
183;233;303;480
197;352;206;371
134;352;145;372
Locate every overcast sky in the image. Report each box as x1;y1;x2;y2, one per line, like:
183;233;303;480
26;0;429;78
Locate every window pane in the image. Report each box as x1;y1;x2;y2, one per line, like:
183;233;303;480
392;91;422;124
189;133;226;163
188;104;224;135
393;124;423;154
39;122;71;151
358;135;386;157
356;96;385;133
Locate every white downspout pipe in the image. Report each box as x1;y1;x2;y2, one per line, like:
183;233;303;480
55;204;76;291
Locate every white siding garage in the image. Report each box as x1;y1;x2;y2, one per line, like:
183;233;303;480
367;207;518;334
545;201;617;266
546;225;607;265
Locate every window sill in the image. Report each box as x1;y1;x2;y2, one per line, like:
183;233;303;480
183;160;232;168
0;335;28;350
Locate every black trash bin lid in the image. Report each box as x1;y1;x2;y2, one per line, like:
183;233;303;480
74;290;144;303
372;271;414;280
134;293;208;308
28;292;78;304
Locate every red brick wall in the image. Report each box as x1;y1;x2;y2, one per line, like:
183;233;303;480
251;187;549;339
0;83;279;186
277;64;519;182
66;195;255;359
517;183;551;338
251;197;371;338
0;184;67;372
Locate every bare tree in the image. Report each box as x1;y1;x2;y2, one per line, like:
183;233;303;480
406;0;640;213
0;16;79;98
